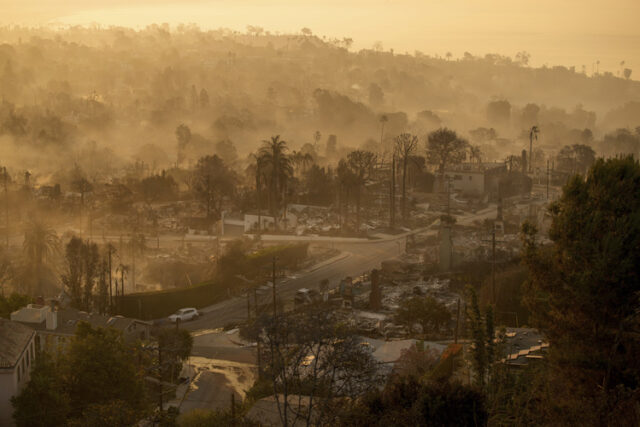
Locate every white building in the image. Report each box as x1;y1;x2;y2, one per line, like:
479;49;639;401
436;162;506;197
0;319;36;426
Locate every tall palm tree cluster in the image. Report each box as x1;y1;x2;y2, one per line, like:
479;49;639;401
255;135;294;230
250;127;473;233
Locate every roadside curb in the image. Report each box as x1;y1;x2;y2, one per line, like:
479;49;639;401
196;252;350;316
302;252;351;274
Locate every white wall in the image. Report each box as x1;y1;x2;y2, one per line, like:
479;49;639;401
442;172;485;195
0;370;17;426
0;336;35;426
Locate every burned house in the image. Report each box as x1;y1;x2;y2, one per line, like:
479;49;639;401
436;162;507;199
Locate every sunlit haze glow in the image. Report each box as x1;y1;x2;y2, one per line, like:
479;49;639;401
2;0;639;74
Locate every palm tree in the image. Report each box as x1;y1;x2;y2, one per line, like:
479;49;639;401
23;219;59;295
258;136;293;229
529;126;540;173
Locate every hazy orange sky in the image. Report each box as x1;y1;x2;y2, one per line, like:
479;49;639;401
2;0;639;74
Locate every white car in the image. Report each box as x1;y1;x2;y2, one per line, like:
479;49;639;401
168;308;200;323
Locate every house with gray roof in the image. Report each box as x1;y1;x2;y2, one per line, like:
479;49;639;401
11;303;152;354
0;319;36;426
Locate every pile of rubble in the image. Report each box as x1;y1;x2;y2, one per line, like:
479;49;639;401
381;277;458;312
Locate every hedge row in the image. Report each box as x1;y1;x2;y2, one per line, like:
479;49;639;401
246;243;309;277
117;280;226;320
118;243;309;320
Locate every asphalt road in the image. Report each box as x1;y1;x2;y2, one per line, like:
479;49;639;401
172;204;500;331
180;238;407;331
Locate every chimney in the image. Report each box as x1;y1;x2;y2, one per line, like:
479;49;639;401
46;301;57;330
369;269;381;311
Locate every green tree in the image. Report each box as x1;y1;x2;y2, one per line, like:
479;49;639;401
11;353;71;427
339;376;487;426
191;155;236;222
426;128;468;189
157;328;193;383
303;164;334;206
521;156;640;424
139;172;177;202
556;143;596;175
67;400;141;427
12;323;150;426
0;293;30;318
63;322;148;418
62;237;99;310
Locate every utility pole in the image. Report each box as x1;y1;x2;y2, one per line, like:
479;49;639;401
231;393;236;426
482;227;504;305
390;152;396;228
3;167;8;248
546;160;550;200
272;256;277;318
446;177;451;216
257;338;262;378
247;289;251;320
454;298;461;344
253;288;259;317
114;278;119;311
108;245;113;312
131;238;136;291
158;345;163;413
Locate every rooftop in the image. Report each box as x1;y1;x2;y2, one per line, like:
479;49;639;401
0;319;34;369
12;306;151;336
501;327;548;366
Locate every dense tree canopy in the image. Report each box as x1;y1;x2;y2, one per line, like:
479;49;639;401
522;156;640;424
12;323;150;426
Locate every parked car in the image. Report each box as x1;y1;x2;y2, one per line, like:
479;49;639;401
168;308;200;322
